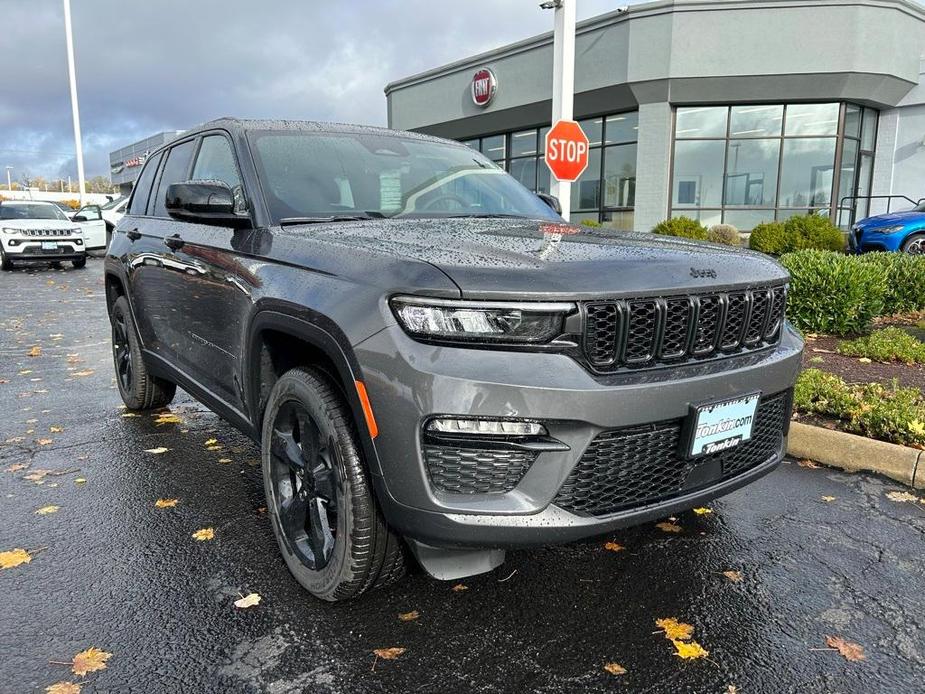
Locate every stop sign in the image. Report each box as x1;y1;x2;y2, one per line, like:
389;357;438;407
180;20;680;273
545;120;590;182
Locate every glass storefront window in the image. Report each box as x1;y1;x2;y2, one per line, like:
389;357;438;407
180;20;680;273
784;103;839;136
672;209;722;226
778;138;837;207
511;130;539;158
857;154;874;219
603;144;637;208
675;107;728;138
862;108;878;151
729;105;783;138
672;140;725;207
578;118;603;147
604;112;638;144
602;209;634;231
573;148;602;211
509;157;537;191
461;139;479;150
723;209;775;231
844;105;862;139
480;134;506;161
723;139;780;207
537;157;551;195
837;138;859;208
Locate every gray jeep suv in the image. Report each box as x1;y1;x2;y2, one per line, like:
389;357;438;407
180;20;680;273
104;118;803;601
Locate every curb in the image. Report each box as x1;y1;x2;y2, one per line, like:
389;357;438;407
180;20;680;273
788;421;925;489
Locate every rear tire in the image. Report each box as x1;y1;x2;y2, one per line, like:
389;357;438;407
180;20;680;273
110;296;176;410
71;257;87;269
261;367;405;601
0;252;11;271
902;233;925;255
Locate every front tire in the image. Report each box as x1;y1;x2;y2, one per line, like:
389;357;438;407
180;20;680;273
902;233;925;255
0;252;11;271
110;296;176;410
71;257;87;269
261;367;405;601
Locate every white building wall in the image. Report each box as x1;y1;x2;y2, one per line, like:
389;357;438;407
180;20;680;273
633;102;673;232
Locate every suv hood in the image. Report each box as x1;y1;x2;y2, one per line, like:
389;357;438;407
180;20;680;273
1;219;78;231
285;217;787;299
858;209;924;227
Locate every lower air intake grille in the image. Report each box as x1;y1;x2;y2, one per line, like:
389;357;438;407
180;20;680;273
424;445;536;494
552;391;790;517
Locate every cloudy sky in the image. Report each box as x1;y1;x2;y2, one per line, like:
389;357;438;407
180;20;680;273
0;0;643;182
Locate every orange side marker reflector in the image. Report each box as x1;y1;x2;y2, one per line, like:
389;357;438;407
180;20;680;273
355;380;379;439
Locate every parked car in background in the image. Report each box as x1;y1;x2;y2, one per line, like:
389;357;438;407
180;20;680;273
99;195;129;235
69;204;108;250
105;118;802;601
850;201;925;254
51;201;77;219
0;200;88;270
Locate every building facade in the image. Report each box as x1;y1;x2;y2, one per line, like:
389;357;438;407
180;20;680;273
109;130;184;195
385;0;925;232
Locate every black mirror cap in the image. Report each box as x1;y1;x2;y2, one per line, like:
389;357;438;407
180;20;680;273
73;215;87;222
165;181;249;227
537;192;562;215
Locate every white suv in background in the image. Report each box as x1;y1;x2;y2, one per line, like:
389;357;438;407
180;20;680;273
0;200;88;270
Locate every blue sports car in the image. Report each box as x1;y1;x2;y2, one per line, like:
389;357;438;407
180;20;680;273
850;202;925;254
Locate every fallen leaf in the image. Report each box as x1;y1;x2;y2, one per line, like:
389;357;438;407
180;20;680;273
886;490;921;503
603;541;625;552
70;647;112;676
603;662;627;675
656;522;682;533
24;469;52;482
671;639;709;660
798;459;820;469
19;369;33;375
858;357;872;364
72;370;94;377
372;647;405;660
204;438;218;446
821;496;836;502
451;583;468;592
234;592;261;609
722;570;744;583
36;505;60;515
74;478;86;484
692;507;713;515
398;610;420;622
5;463;28;472
218;458;232;464
192;527;215;541
154;413;182;425
36;438;53;446
154;498;179;509
45;683;81;694
726;686;738;694
49;426;63;433
656;618;694;641
206;445;222;452
120;412;140;418
826;635;865;662
27;346;42;357
144;447;170;455
0;548;32;569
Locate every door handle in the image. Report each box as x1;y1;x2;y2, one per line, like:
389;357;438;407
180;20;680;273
126;228;141;241
164;234;185;250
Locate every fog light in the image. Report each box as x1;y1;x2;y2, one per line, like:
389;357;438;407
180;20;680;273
426;418;547;437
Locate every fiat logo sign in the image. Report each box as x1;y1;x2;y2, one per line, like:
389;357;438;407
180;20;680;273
471;68;497;107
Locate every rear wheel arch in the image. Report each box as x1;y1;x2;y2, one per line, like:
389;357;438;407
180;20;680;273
105;272;126;312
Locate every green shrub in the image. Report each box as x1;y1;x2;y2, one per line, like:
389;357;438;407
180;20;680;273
780;250;886;335
794;369;925;446
580;218;603;228
749;222;789;254
837;326;925;364
857;252;925;314
652;216;709;241
707;224;741;246
783;214;845;252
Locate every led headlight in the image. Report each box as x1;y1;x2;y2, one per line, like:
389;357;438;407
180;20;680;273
71;227;82;235
391;296;574;344
427;418;547;436
1;227;17;235
876;225;906;234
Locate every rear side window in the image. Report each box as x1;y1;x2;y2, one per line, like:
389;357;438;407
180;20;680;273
152;140;196;217
192;135;241;188
128;151;163;216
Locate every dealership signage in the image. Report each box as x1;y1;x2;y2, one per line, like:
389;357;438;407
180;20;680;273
544;120;590;182
471;68;498;107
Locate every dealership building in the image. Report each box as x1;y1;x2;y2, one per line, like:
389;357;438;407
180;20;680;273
109;130;184;195
385;0;925;232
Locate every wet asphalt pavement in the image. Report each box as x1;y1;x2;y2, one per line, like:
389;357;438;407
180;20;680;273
2;258;925;694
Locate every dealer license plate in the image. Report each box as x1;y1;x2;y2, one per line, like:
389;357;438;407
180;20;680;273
689;393;760;457
41;242;58;251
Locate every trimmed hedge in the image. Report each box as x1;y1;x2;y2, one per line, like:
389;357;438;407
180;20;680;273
652;216;709;240
856;252;925;315
780;250;886;335
749;215;845;255
707;224;741;246
749;222;788;255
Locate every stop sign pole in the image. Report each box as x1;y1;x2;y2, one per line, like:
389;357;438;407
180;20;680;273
544;0;576;220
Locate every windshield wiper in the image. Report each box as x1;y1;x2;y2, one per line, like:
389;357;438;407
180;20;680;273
436;213;529;220
279;212;384;226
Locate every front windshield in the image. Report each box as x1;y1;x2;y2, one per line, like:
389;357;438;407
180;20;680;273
0;203;68;221
248;130;560;223
100;196;126;210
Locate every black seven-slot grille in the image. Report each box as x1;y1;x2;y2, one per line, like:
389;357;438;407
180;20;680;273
19;229;73;237
553;391;789;517
583;285;786;371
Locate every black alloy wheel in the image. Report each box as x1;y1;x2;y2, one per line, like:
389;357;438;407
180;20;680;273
109;295;176;410
268;400;339;570
112;310;133;394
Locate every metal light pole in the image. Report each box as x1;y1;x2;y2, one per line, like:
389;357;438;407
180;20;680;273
62;0;86;206
5;166;11;192
543;0;576;220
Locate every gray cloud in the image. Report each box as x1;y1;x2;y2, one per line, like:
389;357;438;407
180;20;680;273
0;0;639;180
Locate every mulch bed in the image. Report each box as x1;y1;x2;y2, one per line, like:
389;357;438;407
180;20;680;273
800;334;925;391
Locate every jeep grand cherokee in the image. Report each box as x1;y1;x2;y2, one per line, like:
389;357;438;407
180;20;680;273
104;118;803;601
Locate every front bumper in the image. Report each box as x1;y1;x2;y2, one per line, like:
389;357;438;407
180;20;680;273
356;323;804;549
850;228;904;254
3;237;86;261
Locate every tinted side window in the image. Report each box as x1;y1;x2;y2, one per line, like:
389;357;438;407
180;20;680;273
152;140;196;217
192;135;241;188
128;151;163;216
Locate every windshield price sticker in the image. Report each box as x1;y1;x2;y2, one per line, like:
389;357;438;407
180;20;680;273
689;394;761;457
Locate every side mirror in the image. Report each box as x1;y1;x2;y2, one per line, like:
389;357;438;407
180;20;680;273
73;214;87;222
537;192;562;215
165;181;249;227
